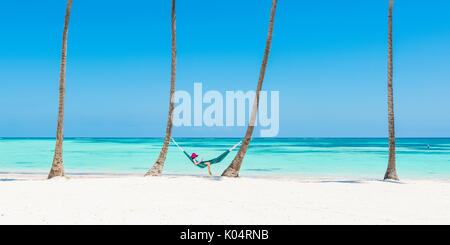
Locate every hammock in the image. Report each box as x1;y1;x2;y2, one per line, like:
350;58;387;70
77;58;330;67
171;138;242;168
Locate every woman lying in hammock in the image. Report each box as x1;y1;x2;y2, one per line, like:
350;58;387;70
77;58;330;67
172;138;242;176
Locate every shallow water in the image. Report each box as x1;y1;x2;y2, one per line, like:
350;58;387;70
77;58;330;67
0;138;449;179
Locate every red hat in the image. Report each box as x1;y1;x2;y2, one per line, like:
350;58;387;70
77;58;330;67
191;153;198;159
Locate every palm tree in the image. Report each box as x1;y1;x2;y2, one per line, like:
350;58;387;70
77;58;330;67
145;0;177;176
384;0;399;181
48;0;73;179
222;0;278;177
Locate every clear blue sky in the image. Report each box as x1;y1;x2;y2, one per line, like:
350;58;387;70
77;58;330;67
0;0;449;137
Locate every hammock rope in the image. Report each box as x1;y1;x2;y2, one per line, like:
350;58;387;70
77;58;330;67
171;138;242;168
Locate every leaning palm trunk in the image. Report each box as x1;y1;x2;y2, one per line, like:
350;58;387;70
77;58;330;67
145;0;177;176
222;0;277;177
384;0;399;181
48;0;72;179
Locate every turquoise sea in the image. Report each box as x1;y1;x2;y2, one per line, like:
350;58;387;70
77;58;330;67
1;138;449;179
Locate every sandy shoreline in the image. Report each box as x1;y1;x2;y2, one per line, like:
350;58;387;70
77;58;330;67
1;173;449;225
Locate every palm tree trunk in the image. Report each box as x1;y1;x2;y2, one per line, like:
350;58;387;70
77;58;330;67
145;0;177;176
222;0;277;177
48;0;72;179
384;0;399;181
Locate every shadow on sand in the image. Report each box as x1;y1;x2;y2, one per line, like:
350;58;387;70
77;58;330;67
319;180;363;184
318;179;404;184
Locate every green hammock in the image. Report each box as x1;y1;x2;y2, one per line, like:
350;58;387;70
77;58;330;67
171;138;242;169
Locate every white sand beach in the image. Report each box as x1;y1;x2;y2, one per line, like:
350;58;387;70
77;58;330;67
0;174;449;225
